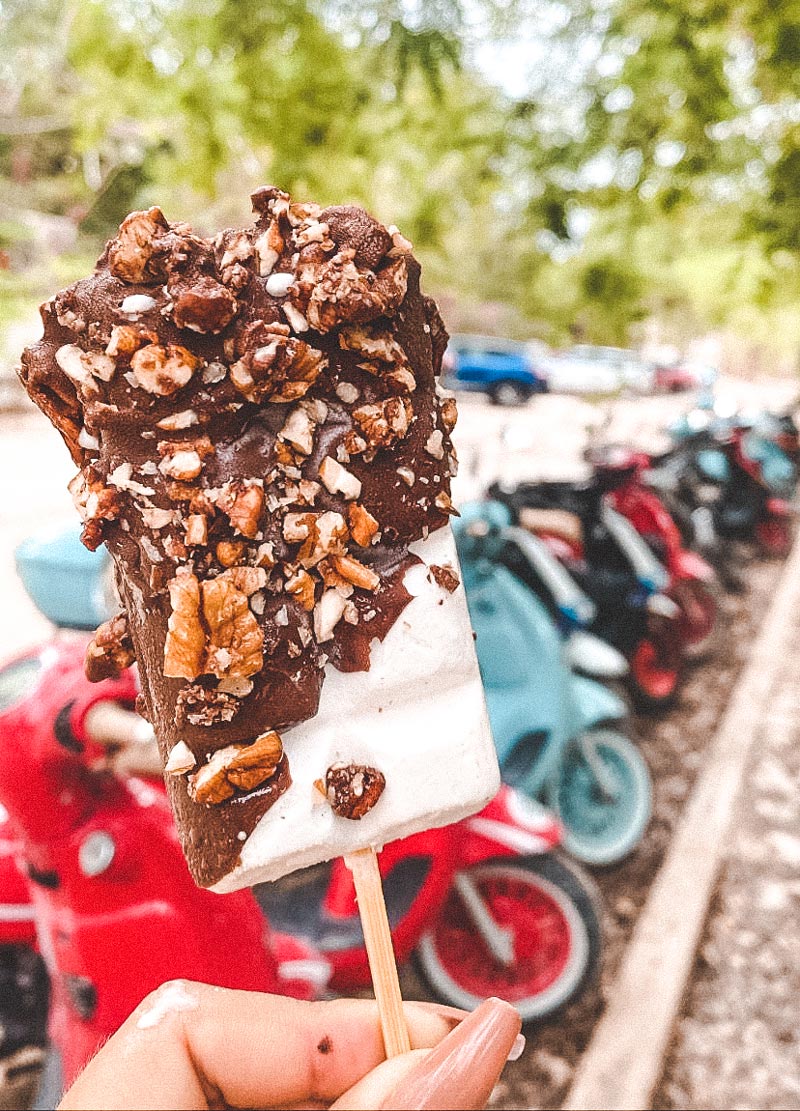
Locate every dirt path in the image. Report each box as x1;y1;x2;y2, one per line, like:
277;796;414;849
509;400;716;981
655;621;800;1111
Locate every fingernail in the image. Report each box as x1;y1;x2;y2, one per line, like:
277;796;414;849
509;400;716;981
407;1001;525;1062
381;997;522;1110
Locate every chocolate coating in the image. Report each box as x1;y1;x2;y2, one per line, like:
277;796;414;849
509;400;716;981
19;187;455;887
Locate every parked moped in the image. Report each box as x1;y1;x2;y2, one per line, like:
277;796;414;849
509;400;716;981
454;502;652;866
488;479;684;710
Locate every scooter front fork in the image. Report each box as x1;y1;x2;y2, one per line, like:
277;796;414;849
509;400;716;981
577;734;621;801
452;871;515;968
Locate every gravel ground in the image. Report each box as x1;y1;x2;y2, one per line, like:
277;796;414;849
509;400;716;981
655;620;800;1111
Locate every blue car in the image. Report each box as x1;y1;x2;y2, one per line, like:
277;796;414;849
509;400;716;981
443;334;548;405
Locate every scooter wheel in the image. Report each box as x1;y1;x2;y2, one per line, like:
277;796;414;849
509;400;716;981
755;518;792;558
629;638;681;710
414;854;601;1022
674;578;720;660
551;729;652;867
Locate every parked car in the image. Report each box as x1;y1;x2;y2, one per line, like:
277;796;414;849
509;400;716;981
655;362;717;393
542;346;654;395
443;334;549;405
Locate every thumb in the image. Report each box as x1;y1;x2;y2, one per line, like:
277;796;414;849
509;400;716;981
330;998;522;1111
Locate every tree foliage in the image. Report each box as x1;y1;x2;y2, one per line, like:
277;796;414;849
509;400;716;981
3;0;800;362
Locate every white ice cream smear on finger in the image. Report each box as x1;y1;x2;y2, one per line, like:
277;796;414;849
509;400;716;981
212;527;499;892
137;980;199;1029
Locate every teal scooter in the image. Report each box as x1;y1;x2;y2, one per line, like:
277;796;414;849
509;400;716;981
454;502;652;867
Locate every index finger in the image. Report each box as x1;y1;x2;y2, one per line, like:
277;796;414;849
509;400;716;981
59;981;465;1110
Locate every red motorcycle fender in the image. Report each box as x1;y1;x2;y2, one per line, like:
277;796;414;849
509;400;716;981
671;549;716;582
459;787;562;868
766;497;793;517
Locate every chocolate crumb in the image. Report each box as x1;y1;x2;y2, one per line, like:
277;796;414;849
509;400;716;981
324;763;385;820
429;563;460;593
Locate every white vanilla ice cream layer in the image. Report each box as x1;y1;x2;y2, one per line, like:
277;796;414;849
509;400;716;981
212;526;498;891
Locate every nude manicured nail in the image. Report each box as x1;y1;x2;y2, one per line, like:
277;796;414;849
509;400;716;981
381;997;522;1110
406;1001;525;1061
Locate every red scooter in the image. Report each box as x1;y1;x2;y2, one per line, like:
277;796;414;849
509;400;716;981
0;634;602;1089
0;812;49;1108
587;446;719;658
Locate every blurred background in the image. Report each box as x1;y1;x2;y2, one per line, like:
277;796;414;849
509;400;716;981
2;5;800;1111
4;0;800;387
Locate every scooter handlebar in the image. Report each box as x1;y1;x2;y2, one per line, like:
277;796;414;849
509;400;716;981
83;702;155;748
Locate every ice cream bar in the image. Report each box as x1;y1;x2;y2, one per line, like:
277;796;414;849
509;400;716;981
19;187;499;891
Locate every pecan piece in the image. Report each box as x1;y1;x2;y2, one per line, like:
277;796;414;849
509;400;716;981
108;207;169;283
352;397;413;449
172;277;238;334
330;553;380;591
229;321;325;404
430;563;460;593
296;250;407;333
85;613;135;682
164;570;204;680
215;481;264;539
176;683;241;726
285;568;315;611
321;763;385;820
106;325;157;358
189;731;283;804
130;343;202;395
440;396;458;435
201;575;264;680
347;502;379;547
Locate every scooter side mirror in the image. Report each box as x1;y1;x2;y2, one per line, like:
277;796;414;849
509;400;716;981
501;526;597;628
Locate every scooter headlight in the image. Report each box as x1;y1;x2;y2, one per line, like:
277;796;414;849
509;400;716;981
79;831;116;877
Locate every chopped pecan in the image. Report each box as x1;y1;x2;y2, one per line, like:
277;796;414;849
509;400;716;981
55;345;114;392
68;470;121;551
253;219;285;276
294;250;407;333
322;763;385;820
130;343;202;395
313;589;347;642
338;323;407;367
283;510;349;568
317;557;354;595
347;502;379;547
229;321;325;404
106;325;157;358
425;429;445;460
330;553;380;591
84;612;135;682
279;405;317;455
215;481;264;539
172;277;238;334
218;566;267;595
285;568;316;611
318;457;361;500
176;683;242;726
189;731;283;804
434;491;459;516
440;396;458;435
158;449;203;480
165;740;196;774
164;570;205;680
216;539;246;567
200;575;264;679
108;207;170;283
430;563;460;593
352;397;413;449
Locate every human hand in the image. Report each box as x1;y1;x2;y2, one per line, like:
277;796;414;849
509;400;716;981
59;981;523;1110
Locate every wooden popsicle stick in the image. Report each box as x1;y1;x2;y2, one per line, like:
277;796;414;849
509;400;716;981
344;847;411;1058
